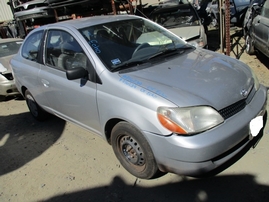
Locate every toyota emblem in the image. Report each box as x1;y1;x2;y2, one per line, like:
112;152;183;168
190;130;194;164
240;89;248;97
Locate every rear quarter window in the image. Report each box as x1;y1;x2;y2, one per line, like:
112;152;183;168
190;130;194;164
22;31;43;62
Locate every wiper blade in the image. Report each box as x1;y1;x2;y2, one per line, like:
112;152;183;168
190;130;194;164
148;45;193;60
111;59;147;72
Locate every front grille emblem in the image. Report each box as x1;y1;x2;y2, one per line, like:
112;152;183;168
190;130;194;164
240;89;248;97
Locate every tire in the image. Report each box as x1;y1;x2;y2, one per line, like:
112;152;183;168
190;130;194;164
245;34;255;55
25;89;49;121
111;122;159;179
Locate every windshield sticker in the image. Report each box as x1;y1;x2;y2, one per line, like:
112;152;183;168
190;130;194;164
89;40;101;54
111;58;121;65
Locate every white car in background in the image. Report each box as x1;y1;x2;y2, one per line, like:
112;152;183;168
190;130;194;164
148;0;207;48
0;38;23;99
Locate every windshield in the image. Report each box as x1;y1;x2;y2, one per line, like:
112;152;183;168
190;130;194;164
0;40;23;58
79;18;188;71
149;4;200;28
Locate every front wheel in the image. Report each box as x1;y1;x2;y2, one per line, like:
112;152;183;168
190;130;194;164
25;89;49;121
111;122;159;179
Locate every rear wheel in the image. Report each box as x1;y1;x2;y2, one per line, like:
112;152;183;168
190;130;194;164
25;89;49;121
111;122;159;179
245;34;255;55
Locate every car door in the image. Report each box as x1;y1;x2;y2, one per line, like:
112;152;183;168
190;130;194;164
39;29;101;135
252;0;269;56
259;0;269;57
19;30;51;107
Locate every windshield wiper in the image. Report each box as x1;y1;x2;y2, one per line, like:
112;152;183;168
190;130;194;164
111;45;193;72
148;45;193;60
111;59;148;72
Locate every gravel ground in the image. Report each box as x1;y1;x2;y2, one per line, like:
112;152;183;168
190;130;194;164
0;27;269;202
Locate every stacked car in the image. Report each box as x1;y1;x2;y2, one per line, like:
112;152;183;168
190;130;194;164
7;0;124;37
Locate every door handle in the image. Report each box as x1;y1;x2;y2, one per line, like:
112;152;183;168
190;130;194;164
41;79;50;87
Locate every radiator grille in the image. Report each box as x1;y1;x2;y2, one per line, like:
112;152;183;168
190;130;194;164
219;99;246;119
218;86;255;120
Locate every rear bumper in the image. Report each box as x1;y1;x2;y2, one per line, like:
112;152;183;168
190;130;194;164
143;85;267;176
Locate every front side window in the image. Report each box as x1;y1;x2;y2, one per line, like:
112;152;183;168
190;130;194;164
79;18;187;71
22;30;43;61
45;30;89;71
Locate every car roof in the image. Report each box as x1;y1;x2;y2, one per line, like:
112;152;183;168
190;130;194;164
38;15;142;30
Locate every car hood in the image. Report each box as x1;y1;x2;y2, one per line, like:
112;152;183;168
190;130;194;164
0;55;14;73
168;26;201;41
119;49;254;110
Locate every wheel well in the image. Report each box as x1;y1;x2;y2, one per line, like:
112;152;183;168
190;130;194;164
105;118;124;144
21;86;27;97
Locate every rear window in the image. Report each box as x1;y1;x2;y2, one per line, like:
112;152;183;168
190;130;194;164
21;30;43;61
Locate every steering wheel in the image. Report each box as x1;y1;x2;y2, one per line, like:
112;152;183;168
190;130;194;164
132;43;150;57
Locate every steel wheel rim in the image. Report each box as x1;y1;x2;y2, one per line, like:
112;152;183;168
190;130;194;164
26;94;38;117
118;135;146;171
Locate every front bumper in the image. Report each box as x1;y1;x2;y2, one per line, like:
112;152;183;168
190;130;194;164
0;80;19;97
143;85;267;176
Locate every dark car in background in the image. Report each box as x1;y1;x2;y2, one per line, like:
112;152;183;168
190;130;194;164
13;0;54;21
206;0;251;27
243;0;264;36
245;0;269;58
8;0;113;37
12;0;110;21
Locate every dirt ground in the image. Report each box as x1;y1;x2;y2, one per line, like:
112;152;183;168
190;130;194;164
1;27;269;202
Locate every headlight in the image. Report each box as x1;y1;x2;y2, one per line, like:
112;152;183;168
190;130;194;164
157;106;224;135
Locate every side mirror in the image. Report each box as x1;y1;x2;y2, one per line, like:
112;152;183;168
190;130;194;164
66;67;88;80
252;3;261;14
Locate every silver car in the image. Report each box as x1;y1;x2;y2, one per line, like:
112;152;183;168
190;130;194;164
0;38;23;99
10;15;267;179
